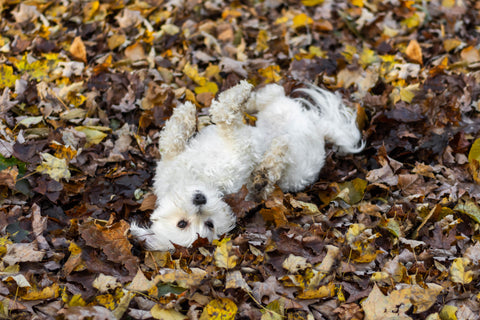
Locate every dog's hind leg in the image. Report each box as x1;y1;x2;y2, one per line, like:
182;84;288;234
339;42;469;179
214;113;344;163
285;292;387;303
159;101;196;160
209;80;253;129
249;136;288;200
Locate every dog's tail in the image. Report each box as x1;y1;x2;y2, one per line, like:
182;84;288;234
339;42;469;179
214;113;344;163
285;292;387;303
294;85;364;154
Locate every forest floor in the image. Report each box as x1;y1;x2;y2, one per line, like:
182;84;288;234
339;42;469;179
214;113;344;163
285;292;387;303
1;0;480;319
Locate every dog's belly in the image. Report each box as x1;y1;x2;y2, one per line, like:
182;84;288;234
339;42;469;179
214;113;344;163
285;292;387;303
184;126;257;194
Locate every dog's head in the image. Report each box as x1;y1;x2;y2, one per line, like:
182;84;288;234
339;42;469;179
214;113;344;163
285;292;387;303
131;184;236;251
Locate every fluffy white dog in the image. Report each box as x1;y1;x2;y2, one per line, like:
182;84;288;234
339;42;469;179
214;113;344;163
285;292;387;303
131;81;363;251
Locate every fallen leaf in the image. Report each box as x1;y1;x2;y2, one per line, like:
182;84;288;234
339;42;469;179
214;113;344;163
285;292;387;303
79;220;139;276
93;274;121;293
22;284;60;301
361;285;412;320
450;258;473;284
405;40;423;64
36;153;71;182
214;237;238;269
3;242;46;266
151;305;187;320
460;46;480;63
282;254;310;273
0;166;18;189
70;36;87;63
200;298;237;320
125;42;146;61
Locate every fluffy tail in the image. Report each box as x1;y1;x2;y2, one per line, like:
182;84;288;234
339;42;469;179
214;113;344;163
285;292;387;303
294;85;364;154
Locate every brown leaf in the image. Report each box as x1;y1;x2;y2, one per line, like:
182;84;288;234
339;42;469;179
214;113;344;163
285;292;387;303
405;39;422;65
70;36;87;63
224;185;258;218
139;192;157;211
3;242;45;266
0;166;18;189
79;220;138;276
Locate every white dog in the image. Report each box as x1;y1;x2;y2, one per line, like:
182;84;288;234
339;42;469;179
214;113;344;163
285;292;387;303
130;81;363;251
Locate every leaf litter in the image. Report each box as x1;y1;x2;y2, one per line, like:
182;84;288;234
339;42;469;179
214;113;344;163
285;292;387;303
1;0;480;319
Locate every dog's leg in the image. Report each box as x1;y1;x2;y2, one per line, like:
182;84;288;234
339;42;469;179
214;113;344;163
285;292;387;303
209;80;253;129
250;136;288;200
159;101;196;160
244;83;285;113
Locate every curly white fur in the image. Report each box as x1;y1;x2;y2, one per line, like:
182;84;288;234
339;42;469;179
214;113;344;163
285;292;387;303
130;81;364;251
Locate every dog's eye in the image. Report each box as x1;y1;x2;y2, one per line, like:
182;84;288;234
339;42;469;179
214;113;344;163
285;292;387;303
205;220;214;230
177;220;188;229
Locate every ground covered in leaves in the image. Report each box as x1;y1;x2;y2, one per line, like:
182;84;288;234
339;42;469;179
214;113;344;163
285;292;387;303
1;0;480;319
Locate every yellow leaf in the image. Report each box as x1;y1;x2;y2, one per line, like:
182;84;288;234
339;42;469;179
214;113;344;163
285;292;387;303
399;83;419;103
70;36;87;63
213;237;238;269
69;241;82;255
454;200;480;224
108;34;126;50
301;0;324;6
200;298;237;320
75;126;110;148
292;13;313;29
36;153;71;182
381;218;402;237
194;81;218;95
359;47;378;68
183;62;207;86
450;258;473;284
336;178;368;204
68;294;86;307
261;299;284;320
256;29;269;52
275;16;289;25
95;293;116;310
14;54;59;80
161;24;180;36
0;65;20;89
222;8;242;19
83;0;99;21
353;247;378;263
441;0;455;8
346;223;366;246
342;45;357;63
258;65;282;83
297;282;335;299
151;305;187;320
468;138;480;163
22;284;60;301
401;13;422;29
443;39;462;52
439;305;458;320
0;236;13;256
308;45;325;58
351;0;363;7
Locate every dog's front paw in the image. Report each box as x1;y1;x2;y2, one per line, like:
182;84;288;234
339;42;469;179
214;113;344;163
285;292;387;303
210;80;253;125
252;170;268;192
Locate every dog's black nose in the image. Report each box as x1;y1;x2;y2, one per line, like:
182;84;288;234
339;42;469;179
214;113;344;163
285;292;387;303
192;192;207;206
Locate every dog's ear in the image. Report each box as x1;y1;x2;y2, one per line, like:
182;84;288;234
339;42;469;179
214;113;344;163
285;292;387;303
130;222;154;247
159;101;197;159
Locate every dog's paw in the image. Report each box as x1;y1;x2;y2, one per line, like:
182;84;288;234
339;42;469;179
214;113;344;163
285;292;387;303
210;80;253;125
252;170;269;192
